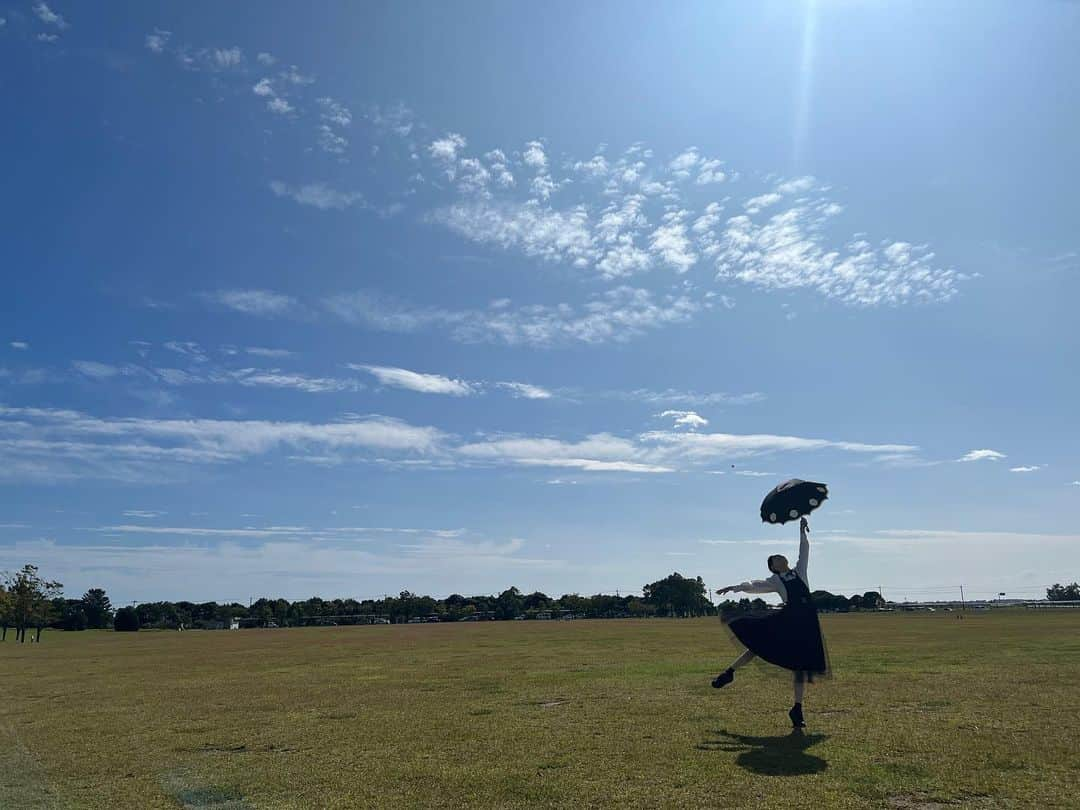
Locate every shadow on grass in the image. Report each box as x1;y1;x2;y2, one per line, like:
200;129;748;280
697;729;828;776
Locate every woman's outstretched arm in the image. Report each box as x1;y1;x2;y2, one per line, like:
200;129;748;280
796;516;810;581
717;578;779;596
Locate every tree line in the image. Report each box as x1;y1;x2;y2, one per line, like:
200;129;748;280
10;565;1072;638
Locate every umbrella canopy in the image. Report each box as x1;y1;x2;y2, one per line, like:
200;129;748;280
760;479;829;524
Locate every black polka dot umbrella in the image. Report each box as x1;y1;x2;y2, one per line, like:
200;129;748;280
760;479;829;525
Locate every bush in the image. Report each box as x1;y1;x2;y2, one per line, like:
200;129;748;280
114;606;140;632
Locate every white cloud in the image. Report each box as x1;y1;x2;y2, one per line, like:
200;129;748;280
350;364;476;396
457;433;674;474
36;33;58;43
317;97;352;127
266;97;294;115
1009;465;1041;473
638;429;919;463
484;150;515;188
72;361;129;380
1070;481;1080;487
744;193;783;214
252;78;274;97
145;29;171;53
212;47;243;68
530;173;559;201
658;410;708;430
456;158;491;195
573;155;609;178
776;176;815;195
668;148;700;178
206;289;298;317
496;382;553;400
607;389;764;406
10;341;29;350
270;181;363;210
244;347;295;358
696;159;726;185
280;65;313;85
522;141;548;170
122;510;166;519
317;125;348;154
33;2;67;28
958;449;1006;462
164;341;208;362
649;210;697;272
429;200;595;269
0;406;447;482
428;133;467;164
256;52;276;66
230;369;361;394
453;287;701;347
734;470;772;477
716;202;959;306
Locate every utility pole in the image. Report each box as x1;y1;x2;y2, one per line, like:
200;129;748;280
959;584;966;612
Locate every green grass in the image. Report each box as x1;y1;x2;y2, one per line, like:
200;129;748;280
2;611;1079;808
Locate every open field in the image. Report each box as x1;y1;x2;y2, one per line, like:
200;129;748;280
2;611;1079;809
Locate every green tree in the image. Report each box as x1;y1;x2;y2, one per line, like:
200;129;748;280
643;572;711;617
496;587;524;619
860;591;884;610
1047;582;1080;601
114;606;140;632
80;588;113;629
1;584;13;640
1;565;64;642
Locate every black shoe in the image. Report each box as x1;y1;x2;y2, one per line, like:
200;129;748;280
712;669;734;689
789;703;806;727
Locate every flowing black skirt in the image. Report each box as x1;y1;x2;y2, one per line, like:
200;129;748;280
722;602;831;680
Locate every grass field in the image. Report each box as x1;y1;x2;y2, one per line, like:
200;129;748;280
2;611;1079;809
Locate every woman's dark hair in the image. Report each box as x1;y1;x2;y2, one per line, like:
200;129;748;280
767;554;785;573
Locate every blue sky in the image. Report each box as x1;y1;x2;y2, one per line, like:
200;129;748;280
2;1;1078;605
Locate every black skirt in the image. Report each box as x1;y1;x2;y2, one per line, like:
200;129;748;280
722;575;830;679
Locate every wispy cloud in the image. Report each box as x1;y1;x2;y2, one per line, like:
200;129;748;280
716;201;959;306
230;369;362;394
270;181;363;210
204;289;299;317
349;364;475;396
33;2;68;29
496;382;553;400
958;449;1006;462
1009;465;1041;473
122;510;166;519
164;341;208;363
242;347;295;358
325;287;701;347
145;29;171;53
10;341;30;350
0;406;446;483
604;389;765;406
72;360;129;380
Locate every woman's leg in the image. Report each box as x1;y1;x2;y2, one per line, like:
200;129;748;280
730;649;756;670
789;671;807;726
713;649;755;688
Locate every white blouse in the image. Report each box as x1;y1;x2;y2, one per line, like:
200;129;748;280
728;526;810;605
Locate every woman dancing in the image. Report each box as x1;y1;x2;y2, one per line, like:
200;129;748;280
712;516;829;728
